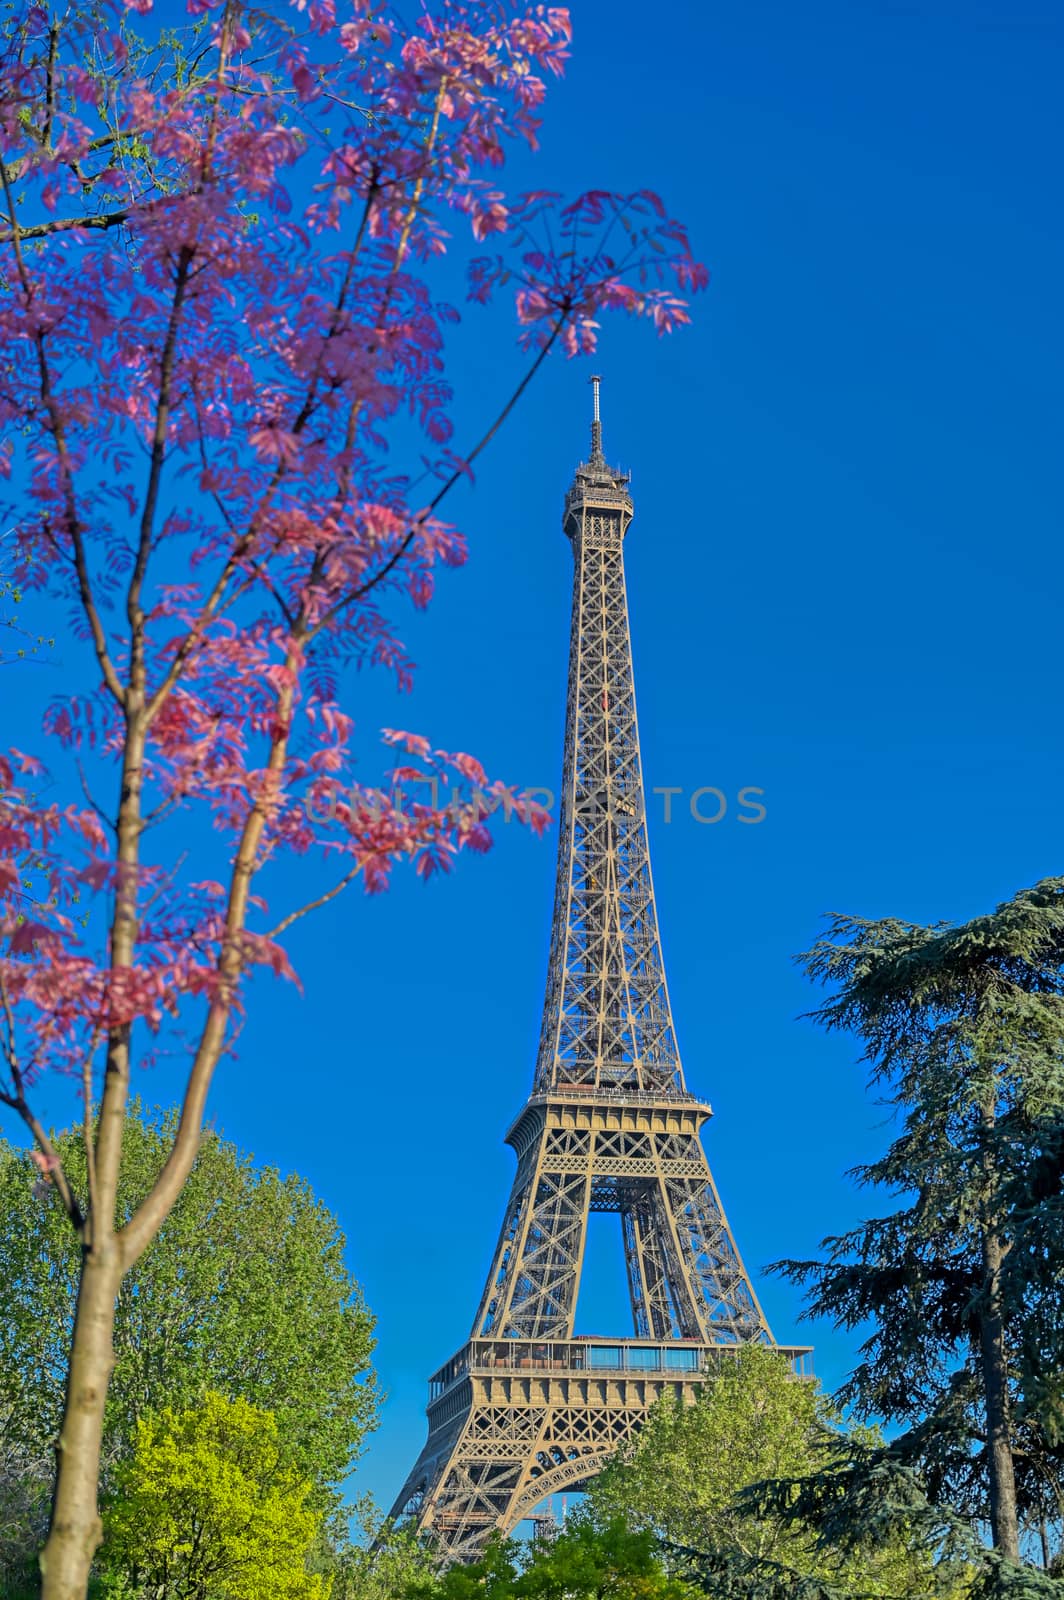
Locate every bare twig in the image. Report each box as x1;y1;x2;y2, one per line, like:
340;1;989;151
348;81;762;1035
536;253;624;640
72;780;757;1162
77;760;115;835
265;860;365;940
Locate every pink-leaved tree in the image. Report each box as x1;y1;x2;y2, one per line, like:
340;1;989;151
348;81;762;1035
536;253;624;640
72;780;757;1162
0;0;706;1593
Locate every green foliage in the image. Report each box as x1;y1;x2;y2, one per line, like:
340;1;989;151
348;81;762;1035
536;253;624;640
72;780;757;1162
515;1519;696;1600
406;1519;694;1600
736;1454;1064;1599
405;1530;520;1600
321;1497;438;1600
590;1347;828;1558
0;1102;378;1513
0;1436;51;1596
98;1391;329;1600
780;878;1064;1567
586;1345;950;1597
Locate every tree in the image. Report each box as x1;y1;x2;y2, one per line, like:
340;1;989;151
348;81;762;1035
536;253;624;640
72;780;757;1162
586;1344;949;1598
770;878;1064;1590
98;1390;328;1600
0;1102;377;1518
0;0;706;1592
406;1520;694;1600
0;1436;52;1599
324;1498;437;1600
405;1530;522;1600
514;1519;696;1600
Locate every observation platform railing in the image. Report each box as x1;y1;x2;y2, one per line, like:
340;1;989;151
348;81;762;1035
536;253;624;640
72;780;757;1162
428;1336;813;1401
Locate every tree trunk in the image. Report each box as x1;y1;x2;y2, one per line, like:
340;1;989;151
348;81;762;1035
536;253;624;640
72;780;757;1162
39;1243;122;1599
979;1224;1020;1561
38;692;147;1598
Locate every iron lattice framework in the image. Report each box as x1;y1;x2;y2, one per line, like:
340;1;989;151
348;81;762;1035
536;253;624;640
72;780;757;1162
389;384;806;1560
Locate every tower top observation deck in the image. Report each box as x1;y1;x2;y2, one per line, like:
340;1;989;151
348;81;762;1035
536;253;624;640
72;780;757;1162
564;376;633;535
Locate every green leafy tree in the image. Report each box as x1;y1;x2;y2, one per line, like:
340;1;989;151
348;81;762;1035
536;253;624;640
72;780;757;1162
406;1520;693;1600
586;1345;948;1597
515;1519;697;1600
321;1497;437;1600
405;1531;520;1600
769;878;1064;1591
0;1103;377;1513
98;1391;329;1600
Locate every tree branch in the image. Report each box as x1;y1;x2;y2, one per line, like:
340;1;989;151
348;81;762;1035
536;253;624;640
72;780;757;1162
80;1026;103;1242
265;860;365;941
0;156;127;708
42;20;59;151
121;632;308;1266
144;178;381;727
310;309;568;641
0;207;133;245
77;759;115;836
0;969;85;1232
127;246;194;638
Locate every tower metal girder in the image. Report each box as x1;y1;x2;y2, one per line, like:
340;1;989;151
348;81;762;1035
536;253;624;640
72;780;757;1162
471;1096;765;1343
388;1337;813;1565
389;384;798;1558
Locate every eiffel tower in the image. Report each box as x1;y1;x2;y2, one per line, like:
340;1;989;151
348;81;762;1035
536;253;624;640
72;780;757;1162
389;381;809;1559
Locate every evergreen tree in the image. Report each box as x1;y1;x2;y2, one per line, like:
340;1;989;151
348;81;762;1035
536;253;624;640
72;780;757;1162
767;877;1064;1590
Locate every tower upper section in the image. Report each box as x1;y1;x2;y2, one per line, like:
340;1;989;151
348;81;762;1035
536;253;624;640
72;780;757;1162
534;381;687;1099
562;376;634;546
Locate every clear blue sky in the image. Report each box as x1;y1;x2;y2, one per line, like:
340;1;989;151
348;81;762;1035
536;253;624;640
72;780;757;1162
6;0;1064;1515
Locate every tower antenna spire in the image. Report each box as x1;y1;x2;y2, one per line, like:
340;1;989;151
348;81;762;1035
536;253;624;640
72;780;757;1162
589;373;604;463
